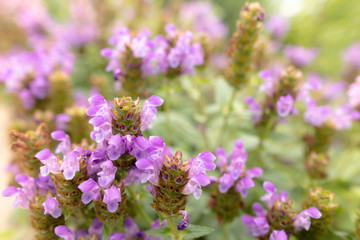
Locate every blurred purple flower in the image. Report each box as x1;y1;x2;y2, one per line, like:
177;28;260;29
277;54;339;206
284;45;318;67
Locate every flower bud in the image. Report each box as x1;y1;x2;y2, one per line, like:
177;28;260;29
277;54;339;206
226;2;265;88
10;123;50;177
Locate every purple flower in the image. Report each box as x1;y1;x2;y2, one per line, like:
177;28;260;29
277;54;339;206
343;42;360;69
276;95;294;117
252;202;268;217
266;15;289;39
304;100;332;127
182;151;216;199
135;136;167;186
55;113;71;130
293;207;322;231
51;130;71;154
270;230;288;240
258;67;282;95
297;72;323;103
348;76;360;108
235;167;262;197
97;160;117;188
42;197;62;218
215;140;262;196
140;95;164;131
87;94;113;143
78;179;101;204
284;45;318;67
60;151;80;180
107;134;125;160
55;225;76;240
109;233;126;240
88;218;103;240
215;147;228;172
124;167;142;186
245;97;263;124
179;1;228;40
35;149;61;176
218;173;235;193
228;140;247;179
261;181;287;209
2;174;36;209
35;174;55;194
103;185;122;212
331;104;360;130
241;215;270;237
177;210;190;230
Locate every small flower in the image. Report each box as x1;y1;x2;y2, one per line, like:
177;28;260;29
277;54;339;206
347;76;360;107
270;230;288;240
293;207;322;231
182;151;216;199
107;134;126;160
60;151;80;180
261;181;287;209
97;160;117;188
35;148;61;176
103;185;122;212
276;94;294;117
42;197;62;218
51;130;71;154
140;96;164;131
245;97;263;124
241;215;270;237
78;179;101;204
304;100;332;127
284;45;318;67
55;225;75;240
266;15;289;39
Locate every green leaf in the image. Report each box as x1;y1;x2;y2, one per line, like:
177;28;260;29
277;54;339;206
146;226;171;237
102;224;113;240
182;224;214;239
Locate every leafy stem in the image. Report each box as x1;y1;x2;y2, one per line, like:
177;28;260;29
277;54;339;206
127;185;153;226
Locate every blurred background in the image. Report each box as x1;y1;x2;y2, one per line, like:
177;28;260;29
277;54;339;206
1;0;360;239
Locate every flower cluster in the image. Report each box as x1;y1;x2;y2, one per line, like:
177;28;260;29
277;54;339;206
101;24;205;91
178;1;228;41
209;140;262;222
246;66;303;129
242;181;322;239
0;44;74;110
284;45;318;67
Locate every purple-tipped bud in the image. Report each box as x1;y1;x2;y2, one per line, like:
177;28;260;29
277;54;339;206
177;210;190;230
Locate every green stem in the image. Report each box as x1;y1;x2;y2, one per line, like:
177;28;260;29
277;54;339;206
222;223;230;240
167;217;181;240
165;80;172;143
128;185;153;226
216;88;238;148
